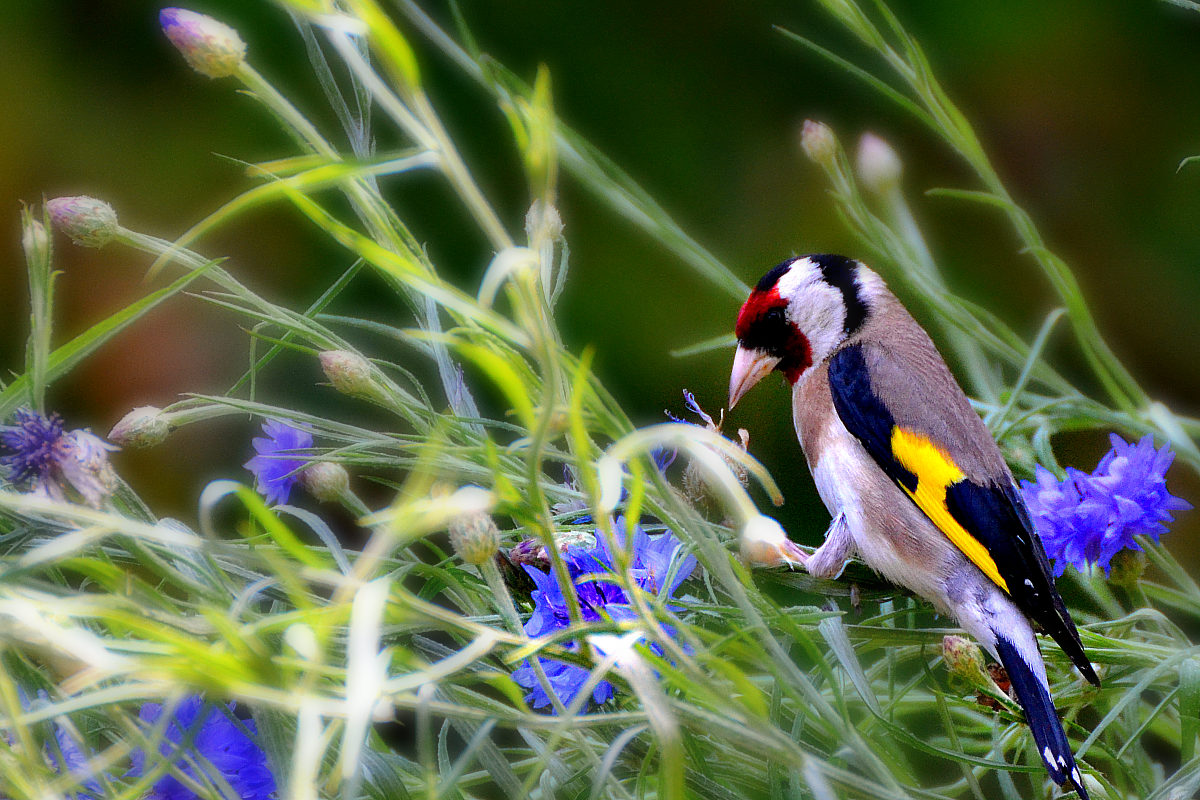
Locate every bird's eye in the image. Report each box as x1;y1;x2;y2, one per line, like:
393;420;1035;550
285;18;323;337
764;307;784;324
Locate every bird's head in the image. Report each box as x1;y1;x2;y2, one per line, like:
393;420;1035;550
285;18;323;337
729;254;870;407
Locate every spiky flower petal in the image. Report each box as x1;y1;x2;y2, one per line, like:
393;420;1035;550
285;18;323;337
1;409;117;507
244;419;313;506
511;518;696;711
1021;434;1191;576
130;696;276;800
2;408;65;485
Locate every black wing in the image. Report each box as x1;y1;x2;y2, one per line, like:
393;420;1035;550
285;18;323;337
828;344;1098;685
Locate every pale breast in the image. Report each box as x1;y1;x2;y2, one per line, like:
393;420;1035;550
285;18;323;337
794;378;971;614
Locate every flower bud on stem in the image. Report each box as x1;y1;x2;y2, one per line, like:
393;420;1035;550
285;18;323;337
46;196;119;248
108;406;172;448
319;350;380;399
300;461;351;503
160;8;247;79
800;120;837;167
855;132;903;197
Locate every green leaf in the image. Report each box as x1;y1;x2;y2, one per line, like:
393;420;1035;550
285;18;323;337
1182;658;1200;762
818;613;881;715
670;332;736;359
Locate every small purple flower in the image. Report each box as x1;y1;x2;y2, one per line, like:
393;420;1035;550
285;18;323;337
1;409;117;507
1021;434;1191;576
9;689;105;799
512;518;696;712
130;696;275;800
8;691;274;800
244;419;313;505
1;408;65;484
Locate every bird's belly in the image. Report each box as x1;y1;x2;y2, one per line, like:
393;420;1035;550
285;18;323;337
808;427;967;613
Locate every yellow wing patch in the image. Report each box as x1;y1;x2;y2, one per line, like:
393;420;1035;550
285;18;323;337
889;427;1010;594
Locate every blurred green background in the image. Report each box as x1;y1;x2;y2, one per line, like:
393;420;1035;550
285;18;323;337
2;1;1198;554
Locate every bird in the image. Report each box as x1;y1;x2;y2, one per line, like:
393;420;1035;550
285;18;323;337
728;254;1098;798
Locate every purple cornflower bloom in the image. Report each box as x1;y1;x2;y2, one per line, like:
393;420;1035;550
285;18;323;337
6;689;105;799
0;408;117;507
512;518;696;712
244;419;313;506
131;696;275;800
1;408;65;484
48;721;97;798
7;692;275;800
1021;434;1191;576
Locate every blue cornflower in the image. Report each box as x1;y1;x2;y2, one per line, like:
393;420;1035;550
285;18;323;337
0;408;117;507
131;696;276;800
244;419;313;506
512;518;696;711
1;408;65;484
7;689;105;799
1021;434;1191;576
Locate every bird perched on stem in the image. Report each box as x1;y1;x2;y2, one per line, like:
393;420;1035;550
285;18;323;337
729;254;1098;798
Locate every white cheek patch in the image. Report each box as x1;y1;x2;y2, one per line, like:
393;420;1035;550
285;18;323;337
778;258;848;364
853;266;887;306
775;258;816;298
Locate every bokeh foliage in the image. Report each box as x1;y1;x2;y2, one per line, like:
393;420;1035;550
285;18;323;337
1;1;1200;799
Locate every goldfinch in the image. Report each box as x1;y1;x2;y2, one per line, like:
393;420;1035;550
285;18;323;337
729;254;1098;798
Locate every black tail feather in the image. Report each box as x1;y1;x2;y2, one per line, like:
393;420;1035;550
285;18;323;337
994;636;1089;799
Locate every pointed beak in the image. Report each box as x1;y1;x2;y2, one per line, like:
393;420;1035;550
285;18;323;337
729;345;780;409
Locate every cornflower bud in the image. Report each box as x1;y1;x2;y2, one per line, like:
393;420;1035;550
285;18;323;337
45;196;119;248
942;635;991;690
160;8;246;79
449;509;502;566
319;350;375;397
300;460;350;503
856;132;903;195
108;406;171;448
800;119;837;167
22;217;49;266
